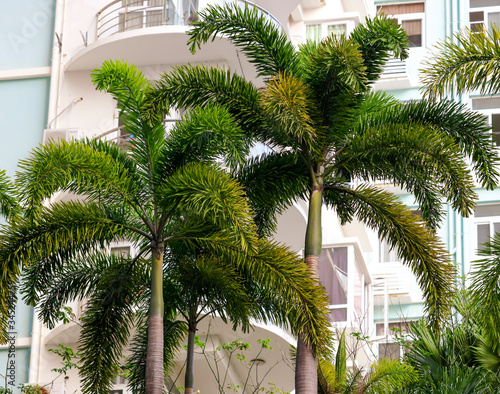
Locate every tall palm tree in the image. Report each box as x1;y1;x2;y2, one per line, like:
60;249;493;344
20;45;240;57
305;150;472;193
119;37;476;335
421;26;500;99
149;4;499;392
0;60;331;394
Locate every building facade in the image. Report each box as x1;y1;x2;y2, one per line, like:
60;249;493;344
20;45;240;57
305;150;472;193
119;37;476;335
2;0;500;392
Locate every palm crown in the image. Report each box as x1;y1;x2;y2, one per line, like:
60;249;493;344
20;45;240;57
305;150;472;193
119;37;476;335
149;4;499;392
0;60;332;393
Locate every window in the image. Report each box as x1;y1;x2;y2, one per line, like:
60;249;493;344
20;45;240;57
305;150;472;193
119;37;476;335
379;342;402;360
471;97;500;146
305;21;351;43
376;321;415;360
474;204;500;251
377;2;425;47
320;247;348;322
379;239;400;263
111;246;131;257
118;0;199;31
469;1;500;33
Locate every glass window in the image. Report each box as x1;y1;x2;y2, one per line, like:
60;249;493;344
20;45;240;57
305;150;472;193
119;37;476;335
379;342;401;360
402;19;422;47
306;24;322;42
469;3;500;33
320;247;348;322
327;23;347;37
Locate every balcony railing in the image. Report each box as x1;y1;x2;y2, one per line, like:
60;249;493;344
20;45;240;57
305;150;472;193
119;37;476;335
96;0;282;39
371;263;411;297
380;58;408;79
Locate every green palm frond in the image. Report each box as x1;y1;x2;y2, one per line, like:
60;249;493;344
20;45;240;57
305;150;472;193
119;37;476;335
150;65;270;140
0;201;131;340
236;238;333;356
158;162;258;253
421;26;500;99
79;261;142;393
259;73;318;152
235;151;309;236
22;253;145;329
188;3;298;78
363;359;418;393
299;33;367;99
338;123;476;228
0;170;20;219
16;139;142;220
324;184;454;329
164;104;250;171
92;60;169;203
376;99;499;190
350;14;409;83
335;329;347;386
474;332;500;373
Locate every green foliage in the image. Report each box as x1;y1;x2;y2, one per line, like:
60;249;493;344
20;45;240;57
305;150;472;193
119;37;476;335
317;331;417;393
48;344;81;375
151;3;500;336
2;59;333;393
401;291;500;393
421;26;500;99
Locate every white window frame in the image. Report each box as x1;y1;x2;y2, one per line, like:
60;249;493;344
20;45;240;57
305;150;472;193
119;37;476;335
474;216;500;255
470;98;500;146
469;3;500;33
305;19;356;42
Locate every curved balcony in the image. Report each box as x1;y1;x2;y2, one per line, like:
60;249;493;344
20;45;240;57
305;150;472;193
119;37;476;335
66;0;282;72
96;0;281;39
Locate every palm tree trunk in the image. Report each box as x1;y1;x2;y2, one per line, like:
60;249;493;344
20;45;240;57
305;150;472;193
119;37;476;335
146;242;165;394
185;310;197;394
295;185;323;393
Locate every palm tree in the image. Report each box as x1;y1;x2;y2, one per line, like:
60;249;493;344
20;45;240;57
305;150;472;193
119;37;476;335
148;4;499;392
0;60;331;393
421;25;500;99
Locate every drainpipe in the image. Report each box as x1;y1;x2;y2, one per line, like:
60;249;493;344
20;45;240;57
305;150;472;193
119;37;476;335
46;0;66;130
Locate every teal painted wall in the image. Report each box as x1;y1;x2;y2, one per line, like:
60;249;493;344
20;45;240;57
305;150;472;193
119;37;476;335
0;78;49;176
0;348;31;392
0;1;56;389
0;1;56;70
374;303;425;322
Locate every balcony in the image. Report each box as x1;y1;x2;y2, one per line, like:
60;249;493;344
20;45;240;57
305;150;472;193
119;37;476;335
66;0;281;73
380;58;407;79
97;0;282;39
97;0;198;39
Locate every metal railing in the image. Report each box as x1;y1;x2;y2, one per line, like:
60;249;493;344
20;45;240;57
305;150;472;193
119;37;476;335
96;0;282;39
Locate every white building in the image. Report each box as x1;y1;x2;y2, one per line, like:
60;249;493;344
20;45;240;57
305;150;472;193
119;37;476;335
1;0;499;392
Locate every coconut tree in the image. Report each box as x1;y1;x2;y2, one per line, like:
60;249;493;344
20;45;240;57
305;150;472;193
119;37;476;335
421;25;500;99
148;4;499;392
0;60;331;394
